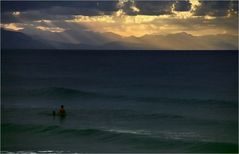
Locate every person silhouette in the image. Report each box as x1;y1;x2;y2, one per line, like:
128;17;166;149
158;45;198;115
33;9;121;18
58;105;66;116
52;110;56;116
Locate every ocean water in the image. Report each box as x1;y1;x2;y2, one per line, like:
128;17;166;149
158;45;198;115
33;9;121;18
1;50;238;153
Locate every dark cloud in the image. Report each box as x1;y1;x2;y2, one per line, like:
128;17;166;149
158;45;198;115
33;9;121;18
1;1;176;16
195;1;238;16
2;1;237;18
1;11;75;24
1;0;238;27
135;1;174;15
1;1;177;23
174;0;191;11
1;1;55;12
1;1;118;15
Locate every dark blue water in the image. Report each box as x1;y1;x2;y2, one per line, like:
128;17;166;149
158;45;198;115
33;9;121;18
1;50;238;153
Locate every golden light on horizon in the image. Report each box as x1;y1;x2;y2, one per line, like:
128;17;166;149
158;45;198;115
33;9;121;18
36;26;65;33
64;0;235;37
1;0;237;38
1;0;237;50
35;20;52;23
65;8;228;37
204;15;216;20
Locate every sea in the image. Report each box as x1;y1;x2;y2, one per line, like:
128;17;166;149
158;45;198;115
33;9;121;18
1;50;238;153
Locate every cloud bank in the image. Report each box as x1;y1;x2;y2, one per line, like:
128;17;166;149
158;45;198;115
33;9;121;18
1;0;238;50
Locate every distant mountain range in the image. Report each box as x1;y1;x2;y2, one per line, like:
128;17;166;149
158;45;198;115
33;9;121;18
1;29;238;50
1;29;53;49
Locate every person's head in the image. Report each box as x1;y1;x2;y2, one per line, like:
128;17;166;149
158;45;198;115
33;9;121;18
61;105;64;108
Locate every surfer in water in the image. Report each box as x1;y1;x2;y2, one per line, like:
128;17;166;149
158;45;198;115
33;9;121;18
58;105;66;116
52;105;66;117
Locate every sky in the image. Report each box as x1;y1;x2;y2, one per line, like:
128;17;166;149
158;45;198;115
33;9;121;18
1;0;238;49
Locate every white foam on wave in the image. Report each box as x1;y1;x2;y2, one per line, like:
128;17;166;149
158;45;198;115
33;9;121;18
107;129;151;135
158;131;200;140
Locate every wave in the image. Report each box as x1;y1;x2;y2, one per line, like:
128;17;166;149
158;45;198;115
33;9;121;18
3;87;102;99
2;123;238;153
30;87;99;98
3;87;130;101
2;123;150;139
3;87;237;106
136;96;237;105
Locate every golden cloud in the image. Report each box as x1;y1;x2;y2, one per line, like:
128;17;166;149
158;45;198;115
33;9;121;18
2;0;237;38
65;0;235;37
1;23;24;31
65;11;229;37
36;26;65;33
12;11;21;16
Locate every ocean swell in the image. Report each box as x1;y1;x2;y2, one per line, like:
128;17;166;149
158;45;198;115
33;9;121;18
2;123;238;153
